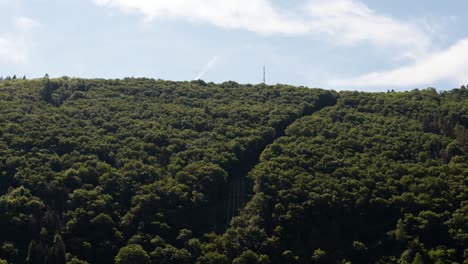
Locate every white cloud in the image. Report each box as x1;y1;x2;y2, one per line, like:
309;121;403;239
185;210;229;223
328;38;468;88
194;56;219;80
94;0;308;35
15;16;37;31
305;0;431;59
93;0;432;56
0;16;38;64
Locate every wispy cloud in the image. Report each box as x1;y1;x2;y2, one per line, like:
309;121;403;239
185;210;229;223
93;0;433;57
328;38;468;89
194;56;219;80
94;0;308;35
0;16;38;64
305;0;431;59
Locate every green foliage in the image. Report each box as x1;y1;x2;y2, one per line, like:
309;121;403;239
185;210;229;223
200;89;467;263
150;245;191;264
66;256;89;264
0;242;18;263
412;252;424;264
0;78;466;263
232;250;269;264
311;248;327;263
115;244;150;264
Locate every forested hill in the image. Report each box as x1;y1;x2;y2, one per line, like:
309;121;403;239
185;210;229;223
0;78;466;264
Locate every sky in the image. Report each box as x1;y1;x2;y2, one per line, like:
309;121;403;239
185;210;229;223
0;0;468;91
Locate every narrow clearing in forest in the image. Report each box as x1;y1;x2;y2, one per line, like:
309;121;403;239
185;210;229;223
218;104;337;233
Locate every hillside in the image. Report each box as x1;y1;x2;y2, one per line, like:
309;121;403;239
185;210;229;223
0;78;466;264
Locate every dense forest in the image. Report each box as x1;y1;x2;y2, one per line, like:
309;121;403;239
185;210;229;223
0;77;466;263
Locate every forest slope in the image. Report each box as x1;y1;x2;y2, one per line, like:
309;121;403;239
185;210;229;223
206;88;467;264
0;78;336;264
0;78;466;263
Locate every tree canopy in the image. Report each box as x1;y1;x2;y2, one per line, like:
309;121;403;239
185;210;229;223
0;77;465;263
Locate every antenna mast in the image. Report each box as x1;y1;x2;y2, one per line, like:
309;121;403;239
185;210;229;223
263;66;266;84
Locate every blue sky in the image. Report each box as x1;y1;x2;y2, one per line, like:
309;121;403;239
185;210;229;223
1;0;467;91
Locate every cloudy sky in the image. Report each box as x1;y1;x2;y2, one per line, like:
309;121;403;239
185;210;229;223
1;0;467;91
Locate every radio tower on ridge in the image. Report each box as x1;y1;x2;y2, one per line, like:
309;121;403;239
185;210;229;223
263;66;266;84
